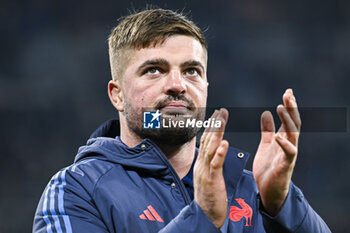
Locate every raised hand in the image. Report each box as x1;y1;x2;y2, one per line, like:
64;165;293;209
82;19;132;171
194;108;229;228
253;89;301;216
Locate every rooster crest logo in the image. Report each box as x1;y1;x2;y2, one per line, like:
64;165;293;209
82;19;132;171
229;198;253;226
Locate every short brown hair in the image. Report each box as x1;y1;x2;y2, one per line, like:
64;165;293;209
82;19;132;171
108;8;207;80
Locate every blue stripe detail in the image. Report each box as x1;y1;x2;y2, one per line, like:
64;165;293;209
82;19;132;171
42;159;95;233
42;169;72;233
49;173;63;232
43;186;54;233
59;169;72;233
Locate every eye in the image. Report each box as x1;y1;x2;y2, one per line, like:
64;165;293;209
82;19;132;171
185;68;200;77
145;67;161;75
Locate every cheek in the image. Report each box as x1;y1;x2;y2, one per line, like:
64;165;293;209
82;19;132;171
126;88;153;109
124;82;143;101
188;84;208;106
138;92;156;108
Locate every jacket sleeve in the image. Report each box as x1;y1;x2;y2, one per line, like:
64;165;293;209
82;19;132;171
158;201;221;233
259;183;332;232
33;168;109;233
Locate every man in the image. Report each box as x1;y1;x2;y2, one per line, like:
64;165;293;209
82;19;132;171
33;9;331;233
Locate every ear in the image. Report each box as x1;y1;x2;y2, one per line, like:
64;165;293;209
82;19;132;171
108;80;124;112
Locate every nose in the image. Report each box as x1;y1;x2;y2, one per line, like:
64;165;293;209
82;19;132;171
163;70;187;96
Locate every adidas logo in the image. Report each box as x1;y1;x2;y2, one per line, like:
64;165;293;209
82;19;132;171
139;205;164;222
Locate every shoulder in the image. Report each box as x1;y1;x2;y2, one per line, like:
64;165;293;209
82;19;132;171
47;158;118;196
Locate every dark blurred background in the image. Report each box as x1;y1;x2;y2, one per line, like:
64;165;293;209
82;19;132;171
0;0;349;232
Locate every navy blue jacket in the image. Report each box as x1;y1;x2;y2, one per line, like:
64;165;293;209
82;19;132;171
33;120;331;233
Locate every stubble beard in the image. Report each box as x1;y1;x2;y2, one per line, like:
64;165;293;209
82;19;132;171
123;97;206;146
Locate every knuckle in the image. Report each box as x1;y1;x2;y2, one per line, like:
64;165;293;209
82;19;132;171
210;161;218;169
210;159;221;169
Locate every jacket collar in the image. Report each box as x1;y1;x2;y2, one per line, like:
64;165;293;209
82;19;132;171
80;119;250;191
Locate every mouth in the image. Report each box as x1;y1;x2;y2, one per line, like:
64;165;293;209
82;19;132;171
160;101;190;114
163;101;188;108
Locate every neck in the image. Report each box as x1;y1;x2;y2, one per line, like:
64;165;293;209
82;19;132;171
119;118;196;179
156;139;196;179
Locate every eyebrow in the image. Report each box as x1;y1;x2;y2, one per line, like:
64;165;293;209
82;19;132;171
137;59;169;73
181;60;205;72
137;58;205;73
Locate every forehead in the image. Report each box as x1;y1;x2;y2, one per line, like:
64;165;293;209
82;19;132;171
125;35;207;69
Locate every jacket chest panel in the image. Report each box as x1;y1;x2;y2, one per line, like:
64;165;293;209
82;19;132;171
225;186;264;233
94;169;189;233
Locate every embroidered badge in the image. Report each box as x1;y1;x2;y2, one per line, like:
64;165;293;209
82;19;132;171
229;198;253;226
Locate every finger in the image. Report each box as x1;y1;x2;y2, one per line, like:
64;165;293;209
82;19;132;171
277;105;299;145
260;111;275;143
205;108;228;146
200;110;218;145
198;110;220;161
210;140;229;172
210;108;228;135
205;108;229;162
275;134;298;162
219;108;229;124
283;89;301;131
